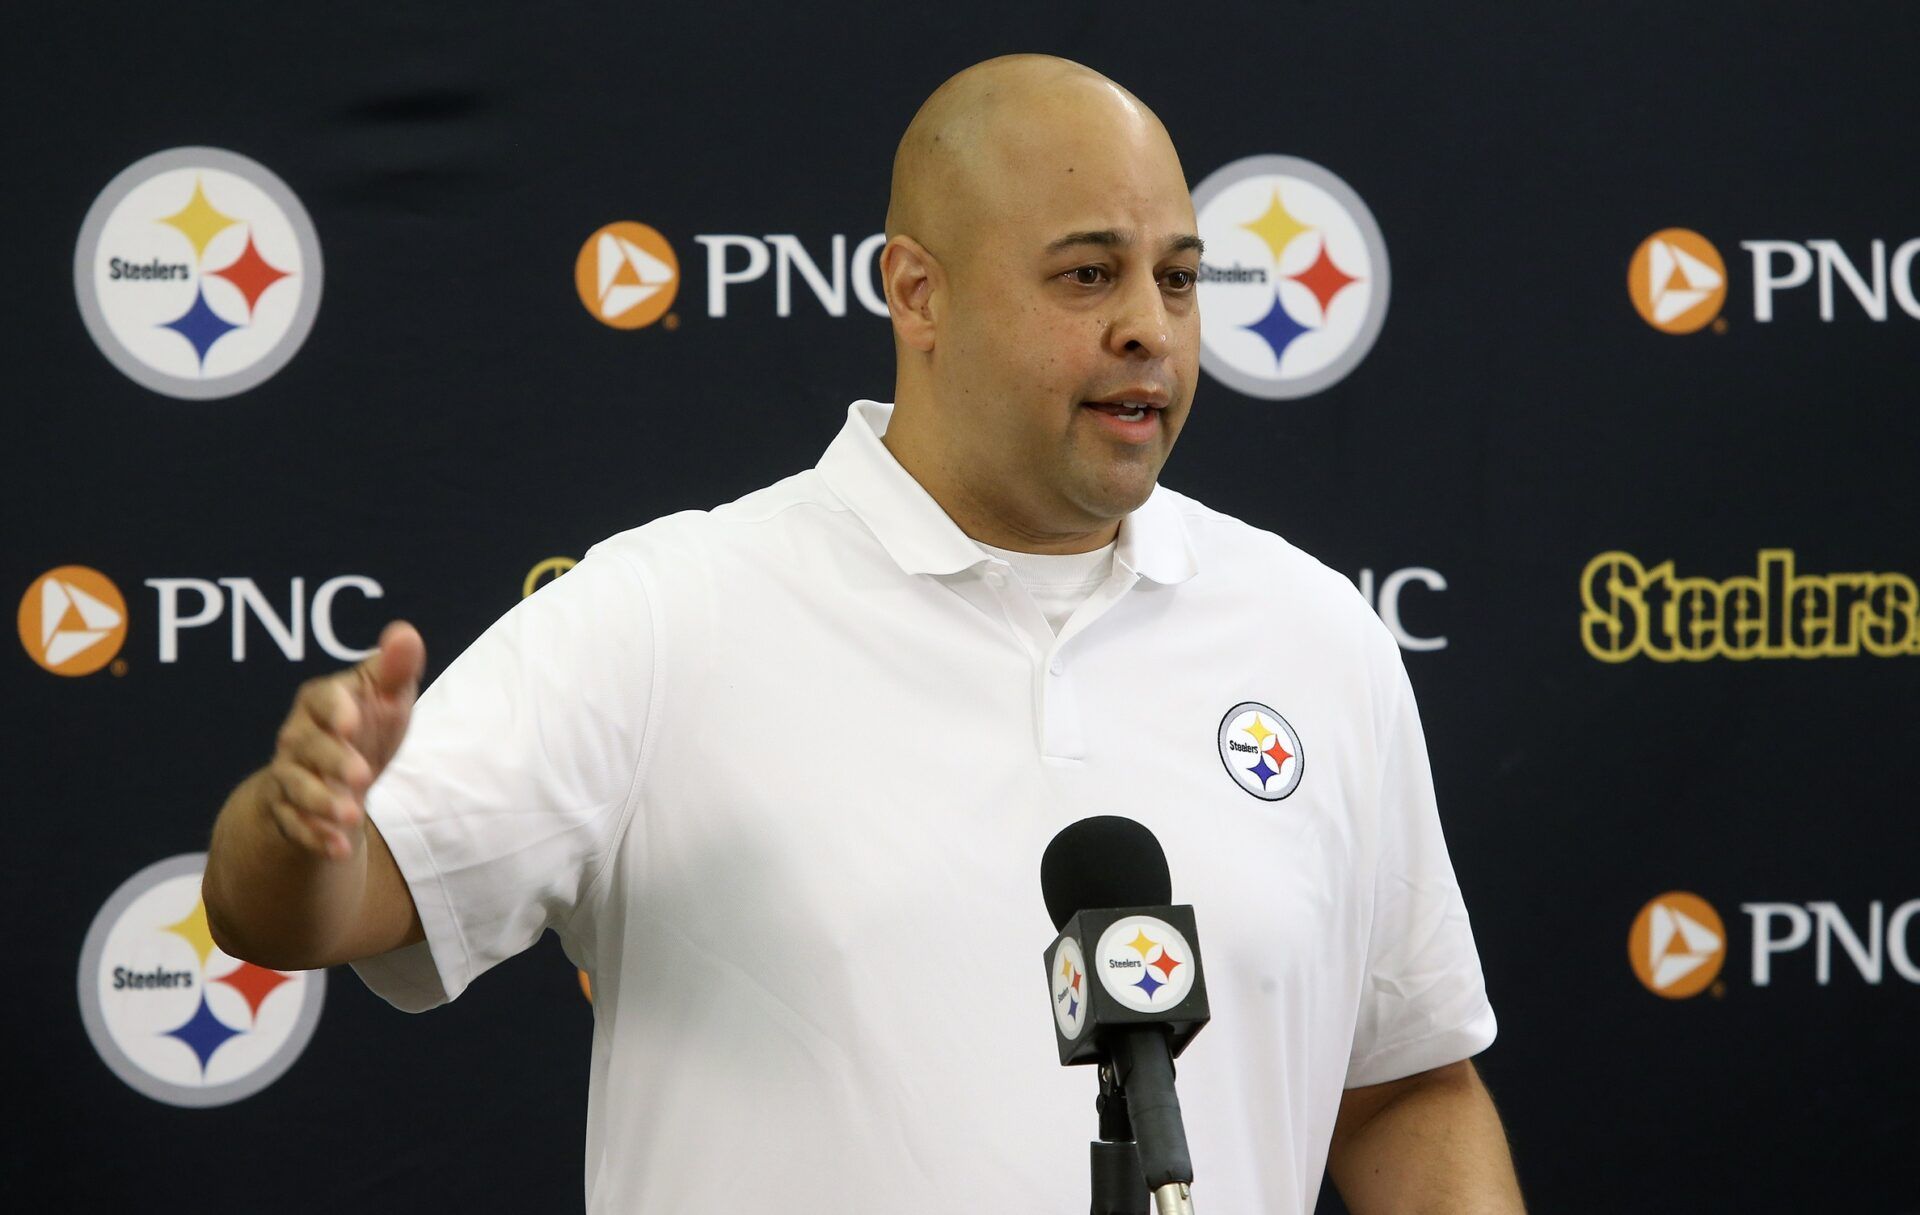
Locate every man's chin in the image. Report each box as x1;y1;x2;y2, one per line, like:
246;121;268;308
1065;467;1162;524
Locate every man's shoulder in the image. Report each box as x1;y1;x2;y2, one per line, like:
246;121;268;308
1155;484;1357;604
583;467;855;572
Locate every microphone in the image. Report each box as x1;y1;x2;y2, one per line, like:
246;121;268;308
1042;816;1210;1215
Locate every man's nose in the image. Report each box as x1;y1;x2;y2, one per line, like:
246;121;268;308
1108;271;1171;359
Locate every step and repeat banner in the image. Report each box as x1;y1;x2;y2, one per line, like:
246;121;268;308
5;3;1915;1211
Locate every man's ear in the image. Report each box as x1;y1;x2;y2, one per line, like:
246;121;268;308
881;235;941;353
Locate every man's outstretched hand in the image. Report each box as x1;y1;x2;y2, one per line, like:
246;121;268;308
264;621;425;860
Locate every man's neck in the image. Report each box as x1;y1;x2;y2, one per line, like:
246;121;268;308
880;416;1118;555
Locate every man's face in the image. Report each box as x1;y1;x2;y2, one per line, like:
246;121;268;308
932;128;1201;537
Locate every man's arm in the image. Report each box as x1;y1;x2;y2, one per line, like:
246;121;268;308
1327;1058;1526;1215
203;622;427;971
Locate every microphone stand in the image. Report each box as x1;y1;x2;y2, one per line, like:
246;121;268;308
1089;1062;1149;1215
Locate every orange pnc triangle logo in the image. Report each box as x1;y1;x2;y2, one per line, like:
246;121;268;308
18;565;129;676
1628;228;1727;334
1629;891;1727;998
575;222;679;329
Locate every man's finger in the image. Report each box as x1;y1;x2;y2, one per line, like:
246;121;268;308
270;758;359;829
360;620;426;699
295;675;357;736
268;796;345;859
284;725;372;792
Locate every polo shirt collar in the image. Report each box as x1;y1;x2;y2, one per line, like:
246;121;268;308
816;400;1200;585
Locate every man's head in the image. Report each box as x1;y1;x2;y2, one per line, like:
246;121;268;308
879;55;1201;552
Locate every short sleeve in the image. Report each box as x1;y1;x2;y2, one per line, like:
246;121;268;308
1344;645;1497;1088
349;543;655;1012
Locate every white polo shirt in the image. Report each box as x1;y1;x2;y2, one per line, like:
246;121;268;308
353;399;1496;1213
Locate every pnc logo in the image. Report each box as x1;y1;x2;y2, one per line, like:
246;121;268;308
18;566;128;676
1630;891;1920;996
1628;226;1920;332
74;147;322;398
575;222;680;329
18;567;384;672
574;220;892;326
1629;892;1727;998
1190;155;1389;400
1628;228;1727;335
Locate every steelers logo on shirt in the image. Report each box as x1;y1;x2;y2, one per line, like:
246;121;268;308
1217;701;1304;801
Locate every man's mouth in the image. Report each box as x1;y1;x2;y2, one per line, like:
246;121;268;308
1081;396;1169;423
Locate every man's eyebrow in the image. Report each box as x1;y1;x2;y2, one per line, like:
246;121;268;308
1044;230;1206;258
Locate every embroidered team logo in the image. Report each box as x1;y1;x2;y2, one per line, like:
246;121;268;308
1216;701;1304;801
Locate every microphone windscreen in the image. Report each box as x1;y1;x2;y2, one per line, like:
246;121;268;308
1041;815;1173;931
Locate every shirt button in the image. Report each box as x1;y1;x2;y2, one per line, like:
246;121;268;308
1049;658;1064;675
984;569;1005;587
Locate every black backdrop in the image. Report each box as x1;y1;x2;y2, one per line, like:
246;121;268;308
7;3;1918;1211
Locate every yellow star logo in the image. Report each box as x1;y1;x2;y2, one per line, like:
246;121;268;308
158;178;238;263
1240;189;1311;263
1061;956;1074;978
1244;715;1276;747
1128;929;1158;958
163;899;218;969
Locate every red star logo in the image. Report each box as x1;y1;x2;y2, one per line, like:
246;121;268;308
212;961;293;1023
1263;737;1292;769
1288;239;1359;319
205;230;292;318
1150;948;1181;981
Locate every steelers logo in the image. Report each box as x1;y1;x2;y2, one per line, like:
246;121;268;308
74;147;322;399
1094;916;1197;1013
1217;701;1304;801
1049;936;1089;1040
76;853;325;1106
1191;155;1389;400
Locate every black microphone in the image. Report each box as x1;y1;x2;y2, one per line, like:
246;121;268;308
1042;816;1209;1215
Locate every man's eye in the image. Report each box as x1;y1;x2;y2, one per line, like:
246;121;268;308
1066;266;1108;286
1162;269;1197;291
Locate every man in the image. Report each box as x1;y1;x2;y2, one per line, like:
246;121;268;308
204;54;1525;1213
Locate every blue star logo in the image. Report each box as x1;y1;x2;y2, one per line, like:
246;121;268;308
1242;290;1312;367
1246;756;1277;788
161;992;243;1076
1067;994;1079;1020
158;284;240;370
1133;970;1164;999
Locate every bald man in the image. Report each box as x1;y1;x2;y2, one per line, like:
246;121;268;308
204;55;1524;1214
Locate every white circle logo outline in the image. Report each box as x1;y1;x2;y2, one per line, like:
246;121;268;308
74;146;323;400
1049;936;1090;1040
1191;154;1389;400
1217;700;1305;801
1094;915;1197;1013
76;852;325;1107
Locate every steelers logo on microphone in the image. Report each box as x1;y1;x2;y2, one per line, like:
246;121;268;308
1095;916;1196;1013
1217;701;1304;801
1049;936;1090;1040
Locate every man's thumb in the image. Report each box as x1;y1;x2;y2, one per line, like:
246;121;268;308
365;620;426;697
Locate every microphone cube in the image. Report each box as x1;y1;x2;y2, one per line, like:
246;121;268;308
1043;904;1210;1066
